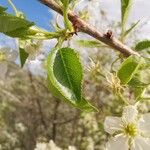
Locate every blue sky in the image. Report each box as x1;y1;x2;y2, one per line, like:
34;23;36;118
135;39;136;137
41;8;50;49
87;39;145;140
0;0;52;30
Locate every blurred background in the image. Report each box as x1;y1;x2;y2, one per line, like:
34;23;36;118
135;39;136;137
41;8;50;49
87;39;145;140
0;0;150;149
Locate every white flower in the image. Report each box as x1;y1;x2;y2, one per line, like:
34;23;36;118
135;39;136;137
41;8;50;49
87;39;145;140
68;146;77;150
25;40;43;60
86;137;94;150
34;142;48;150
15;123;26;132
104;105;150;150
0;47;17;78
34;140;62;150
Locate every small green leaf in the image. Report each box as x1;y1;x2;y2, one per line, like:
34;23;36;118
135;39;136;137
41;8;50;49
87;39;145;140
19;48;29;67
128;77;147;88
128;77;147;99
124;20;140;37
47;47;97;112
0;15;33;33
135;40;150;51
61;0;72;31
0;6;7;13
61;0;69;7
60;0;73;6
117;56;142;85
5;27;34;38
121;0;132;31
76;40;103;48
134;87;145;100
0;9;34;38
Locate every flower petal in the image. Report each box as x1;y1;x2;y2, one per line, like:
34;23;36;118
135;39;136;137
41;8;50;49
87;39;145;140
131;136;150;150
104;116;122;134
138;113;150;137
122;105;138;123
106;136;129;150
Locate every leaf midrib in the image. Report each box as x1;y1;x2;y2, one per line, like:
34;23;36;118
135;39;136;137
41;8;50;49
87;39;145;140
59;50;77;100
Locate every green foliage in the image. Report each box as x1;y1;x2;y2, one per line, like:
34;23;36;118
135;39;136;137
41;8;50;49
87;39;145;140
135;40;150;51
124;20;140;37
0;1;150;149
60;0;73;6
0;5;34;38
61;0;72;31
121;0;132;25
0;6;7;13
128;77;148;99
117;56;142;85
134;87;145;99
129;77;147;87
0;15;32;32
121;0;132;35
47;47;97;112
61;0;69;7
76;40;103;48
19;48;29;67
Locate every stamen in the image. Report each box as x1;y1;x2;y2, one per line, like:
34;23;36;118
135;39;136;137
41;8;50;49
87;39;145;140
123;123;138;137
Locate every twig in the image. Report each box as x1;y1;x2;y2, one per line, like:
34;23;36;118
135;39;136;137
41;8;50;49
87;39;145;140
52;99;60;142
28;71;50;137
38;0;140;57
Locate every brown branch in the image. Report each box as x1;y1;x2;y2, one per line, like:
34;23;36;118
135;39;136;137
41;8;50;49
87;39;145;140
28;71;50;138
38;0;140;57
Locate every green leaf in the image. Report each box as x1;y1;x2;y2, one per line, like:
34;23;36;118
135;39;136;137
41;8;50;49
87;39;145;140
121;0;132;30
128;77;147;99
0;10;34;38
135;40;150;51
60;0;72;6
19;48;29;67
117;56;142;85
128;77;147;88
0;6;7;13
0;6;34;38
47;47;97;112
0;15;33;32
124;20;140;37
61;0;68;7
5;27;36;38
61;0;72;31
76;40;103;48
134;87;145;100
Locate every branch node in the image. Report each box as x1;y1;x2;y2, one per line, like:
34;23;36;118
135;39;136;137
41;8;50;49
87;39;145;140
38;0;140;57
71;15;82;34
104;30;113;39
